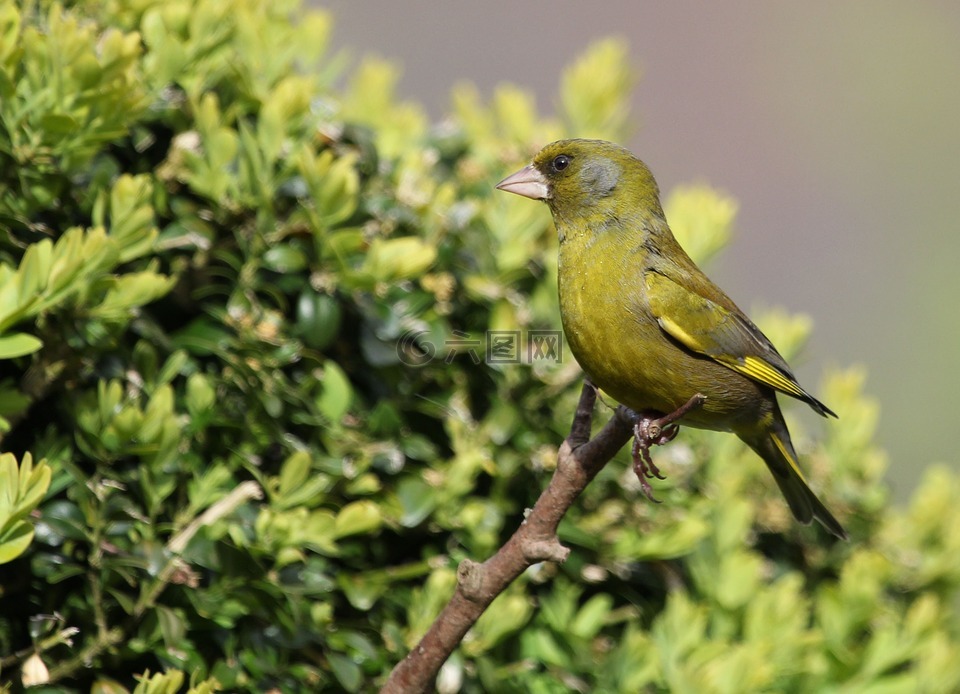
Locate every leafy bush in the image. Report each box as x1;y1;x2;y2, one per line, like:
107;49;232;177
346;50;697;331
1;1;958;692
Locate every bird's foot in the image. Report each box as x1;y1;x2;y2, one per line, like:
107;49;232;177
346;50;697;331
629;393;707;502
631;429;664;502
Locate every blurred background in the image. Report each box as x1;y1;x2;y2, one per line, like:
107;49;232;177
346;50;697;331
315;0;960;498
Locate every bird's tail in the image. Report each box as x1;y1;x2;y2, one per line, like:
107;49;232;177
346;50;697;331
743;413;847;540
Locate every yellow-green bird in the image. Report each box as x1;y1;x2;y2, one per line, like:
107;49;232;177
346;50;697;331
497;139;846;539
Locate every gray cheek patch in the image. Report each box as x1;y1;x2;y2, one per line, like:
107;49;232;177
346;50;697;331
580;160;621;199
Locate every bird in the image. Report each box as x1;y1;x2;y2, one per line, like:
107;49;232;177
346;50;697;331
496;138;846;539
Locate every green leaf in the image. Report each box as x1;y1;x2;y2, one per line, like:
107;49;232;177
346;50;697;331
0;3;20;65
39;500;88;543
40;112;79;135
396;477;437;527
0;453;51;563
91;677;132;694
263;243;308;273
0;521;33;563
296;291;341;350
333;501;381;538
663;185;737;266
278;450;311;498
157;350;189;385
469;592;533;654
560;37;635;140
132;669;185;694
17;238;52;300
328;652;362;692
570;593;614;639
361;237;437;282
520;628;569;669
301;510;338;555
0;384;31;417
91;270;175;319
337;572;387;611
316;361;352;422
0;332;42;359
173;319;235;356
185;372;216;416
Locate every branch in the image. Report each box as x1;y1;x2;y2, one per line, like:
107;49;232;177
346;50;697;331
381;382;635;693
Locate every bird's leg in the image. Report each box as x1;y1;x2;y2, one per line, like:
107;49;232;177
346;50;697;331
630;393;707;502
631;423;663;502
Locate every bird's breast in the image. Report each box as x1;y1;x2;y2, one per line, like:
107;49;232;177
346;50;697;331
557;236;764;431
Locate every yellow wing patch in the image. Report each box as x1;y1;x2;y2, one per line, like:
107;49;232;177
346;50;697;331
656;315;702;352
645;270;822;407
771;432;808;483
735;356;808;400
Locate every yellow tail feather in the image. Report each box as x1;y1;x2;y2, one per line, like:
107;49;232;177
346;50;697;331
743;419;846;540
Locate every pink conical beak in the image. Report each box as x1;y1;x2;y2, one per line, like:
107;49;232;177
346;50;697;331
495;164;550;200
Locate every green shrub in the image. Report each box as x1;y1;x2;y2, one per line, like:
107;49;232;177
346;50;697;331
0;1;958;692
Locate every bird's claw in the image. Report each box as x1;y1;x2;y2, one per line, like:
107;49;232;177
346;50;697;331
637;420;680;446
629;393;706;501
632;420;666;506
632;433;664;502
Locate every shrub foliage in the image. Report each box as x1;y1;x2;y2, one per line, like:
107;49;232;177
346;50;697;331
1;1;958;692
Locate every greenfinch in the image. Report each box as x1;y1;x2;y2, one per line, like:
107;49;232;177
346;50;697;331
497;139;845;539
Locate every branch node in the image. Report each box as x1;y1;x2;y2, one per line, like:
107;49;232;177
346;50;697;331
457;559;485;601
521;536;570;564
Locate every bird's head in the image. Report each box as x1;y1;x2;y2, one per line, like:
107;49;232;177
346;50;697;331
496;139;664;233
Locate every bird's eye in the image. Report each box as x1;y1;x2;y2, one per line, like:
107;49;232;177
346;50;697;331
552;155;571;172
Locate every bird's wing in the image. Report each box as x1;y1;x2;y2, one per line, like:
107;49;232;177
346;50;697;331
644;269;836;417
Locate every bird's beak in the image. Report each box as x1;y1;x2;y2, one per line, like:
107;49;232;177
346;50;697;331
495;164;550;200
